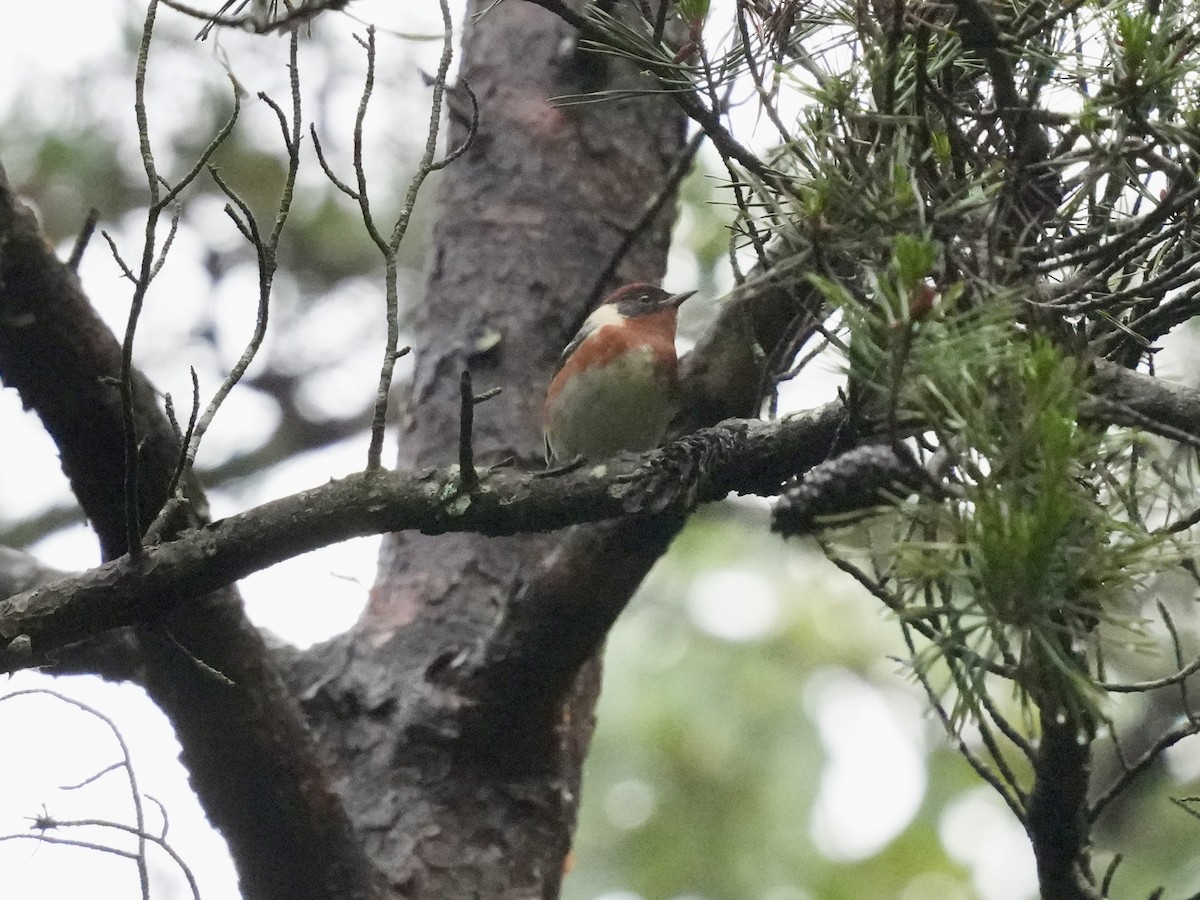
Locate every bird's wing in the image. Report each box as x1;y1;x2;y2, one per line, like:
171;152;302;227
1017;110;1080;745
553;326;592;376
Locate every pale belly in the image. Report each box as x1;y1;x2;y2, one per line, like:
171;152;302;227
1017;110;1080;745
545;347;677;462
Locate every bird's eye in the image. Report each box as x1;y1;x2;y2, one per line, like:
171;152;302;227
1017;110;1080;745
640;294;651;303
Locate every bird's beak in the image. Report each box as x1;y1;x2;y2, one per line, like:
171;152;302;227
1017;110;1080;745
666;290;696;308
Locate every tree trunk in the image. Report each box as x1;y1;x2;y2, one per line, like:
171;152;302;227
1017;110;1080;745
287;3;688;896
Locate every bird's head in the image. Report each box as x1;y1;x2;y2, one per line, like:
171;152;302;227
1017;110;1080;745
602;283;696;320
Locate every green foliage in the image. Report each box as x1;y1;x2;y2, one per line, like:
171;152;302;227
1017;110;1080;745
564;0;1200;892
675;0;711;24
821;267;1179;729
715;0;1200;742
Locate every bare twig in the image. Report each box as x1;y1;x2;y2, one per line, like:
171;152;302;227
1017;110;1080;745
145;33;302;546
430;80;479;173
0;820;201;900
459;371;480;492
313;6;459;472
187;49;299;473
117;0;241;556
370;2;455;469
101;231;137;282
167;369;201;505
0;690;151;897
118;0;165;557
1156;504;1200;536
67;209;100;271
458;377;504;490
309;127;360;199
1091;716;1200;824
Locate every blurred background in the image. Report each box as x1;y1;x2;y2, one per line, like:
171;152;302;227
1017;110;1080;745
1;2;1198;898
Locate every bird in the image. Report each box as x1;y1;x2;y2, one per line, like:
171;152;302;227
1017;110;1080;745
543;283;695;464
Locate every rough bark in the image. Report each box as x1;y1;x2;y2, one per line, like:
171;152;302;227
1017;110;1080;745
285;3;688;896
1028;706;1098;900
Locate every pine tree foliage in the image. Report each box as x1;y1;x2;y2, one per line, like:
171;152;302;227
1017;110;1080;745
583;0;1200;893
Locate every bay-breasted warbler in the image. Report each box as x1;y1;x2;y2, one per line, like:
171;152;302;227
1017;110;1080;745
543;283;695;463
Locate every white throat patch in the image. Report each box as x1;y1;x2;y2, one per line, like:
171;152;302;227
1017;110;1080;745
583;303;626;331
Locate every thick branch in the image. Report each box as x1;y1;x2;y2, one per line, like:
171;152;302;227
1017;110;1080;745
1089;360;1200;443
0;409;844;673
1027;705;1099;900
457;406;848;747
9;353;1195;683
0;546;64;597
0;166;179;559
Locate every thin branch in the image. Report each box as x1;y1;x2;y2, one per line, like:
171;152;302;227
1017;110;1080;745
314;10;458;472
156;76;241;212
0;690;151;897
523;0;792;191
369;0;456;470
1099;853;1122;897
176;35;302;491
458;371;480;492
653;0;670;47
1090;717;1200;824
822;548;1017;679
164;369;201;513
429;79;478;173
163;0;348;36
736;4;794;152
1083;397;1200;453
902;623;1028;820
1156;504;1200;536
119;0;164;557
1;820;201;900
148;203;181;280
67;209;99;271
309;126;360;199
60;761;125;791
1096;653;1200;692
1160;601;1197;721
101;231;137;282
161;0;245;32
349;28;389;254
118;0;240;556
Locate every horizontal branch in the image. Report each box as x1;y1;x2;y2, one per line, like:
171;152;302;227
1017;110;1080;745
5;356;1197;676
1089;360;1200;443
0;406;846;673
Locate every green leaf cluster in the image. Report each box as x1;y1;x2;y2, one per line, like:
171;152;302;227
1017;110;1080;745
826;269;1171;724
